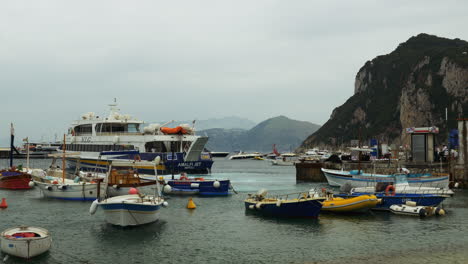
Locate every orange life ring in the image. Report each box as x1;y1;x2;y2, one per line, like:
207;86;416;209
195;177;204;181
385;185;396;196
180;176;189;181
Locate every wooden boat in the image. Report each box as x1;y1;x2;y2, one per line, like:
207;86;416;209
389;202;445;217
1;226;52;259
0;169;32;190
91;159;167;227
321;194;380;212
244;190;325;218
0;124;32;190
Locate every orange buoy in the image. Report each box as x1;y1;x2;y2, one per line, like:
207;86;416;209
0;198;8;209
187;197;196;209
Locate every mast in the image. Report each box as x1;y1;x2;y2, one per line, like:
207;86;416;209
9;123;14;168
25;137;30;170
62;134;66;183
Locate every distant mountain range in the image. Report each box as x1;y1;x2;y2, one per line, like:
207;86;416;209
179;116;256;131
198;116;320;152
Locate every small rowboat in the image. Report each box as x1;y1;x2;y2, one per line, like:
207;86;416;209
321;194;380;213
1;226;52;259
244;190;325;218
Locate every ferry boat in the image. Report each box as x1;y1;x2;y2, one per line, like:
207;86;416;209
63;102;213;175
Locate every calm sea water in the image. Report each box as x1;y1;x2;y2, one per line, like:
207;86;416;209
1;158;468;264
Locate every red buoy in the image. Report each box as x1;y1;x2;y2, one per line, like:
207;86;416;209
128;188;139;195
0;198;8;209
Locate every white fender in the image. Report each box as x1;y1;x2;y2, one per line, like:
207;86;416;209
163;185;172;193
255;203;263;209
28;181;36;187
89;199;99;215
213;181;221;188
276;199;282;207
190;183;200;188
249;205;255;210
162;201;169;207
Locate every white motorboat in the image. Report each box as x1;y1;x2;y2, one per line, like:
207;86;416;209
1;226;52;259
270;153;297;166
90;159;167;227
94;194;166;226
229;152;264;160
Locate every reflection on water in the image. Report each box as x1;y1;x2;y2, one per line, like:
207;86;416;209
1;159;468;263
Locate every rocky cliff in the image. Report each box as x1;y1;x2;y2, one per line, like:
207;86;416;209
299;34;468;151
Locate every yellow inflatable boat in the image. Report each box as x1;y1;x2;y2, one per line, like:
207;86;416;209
322;194;380;213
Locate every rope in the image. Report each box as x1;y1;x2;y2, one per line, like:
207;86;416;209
229;184;238;194
127;209;139;225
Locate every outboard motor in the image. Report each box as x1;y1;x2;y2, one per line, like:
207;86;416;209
340;182;353;193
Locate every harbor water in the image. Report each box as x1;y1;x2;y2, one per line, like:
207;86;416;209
1;158;468;264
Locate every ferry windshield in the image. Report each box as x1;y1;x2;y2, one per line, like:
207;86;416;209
96;123;140;134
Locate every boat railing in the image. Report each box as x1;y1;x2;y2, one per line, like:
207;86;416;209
273;189;324;200
96;132;144;136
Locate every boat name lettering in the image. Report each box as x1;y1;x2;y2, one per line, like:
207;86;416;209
81;137;91;143
178;162;201;167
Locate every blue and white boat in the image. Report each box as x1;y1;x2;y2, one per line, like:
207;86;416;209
90;159;168;226
334;175;452;211
63;101;213;175
244;190;325;218
152;173;231;196
322;168;449;188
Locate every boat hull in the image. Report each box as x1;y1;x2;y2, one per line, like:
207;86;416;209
100;200;161;226
1;227;51;259
0;171;32;190
334;192;447;211
322;169;449;188
271;160;295;166
166;179;230;196
244;198;324;218
321;195;379;212
34;181;101;201
67;155;213;175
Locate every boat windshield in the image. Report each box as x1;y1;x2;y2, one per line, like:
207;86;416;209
393;174;409;184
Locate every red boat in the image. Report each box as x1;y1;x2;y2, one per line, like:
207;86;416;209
0;169;32;190
0;124;33;189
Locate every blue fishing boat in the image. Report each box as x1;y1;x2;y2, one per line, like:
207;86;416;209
334;192;448;211
244;190;325;218
161;174;231;196
334;175;452;211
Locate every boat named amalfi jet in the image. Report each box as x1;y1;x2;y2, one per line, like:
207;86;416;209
64;102;213;175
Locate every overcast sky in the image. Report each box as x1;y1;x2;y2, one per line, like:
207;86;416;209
1;0;467;145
